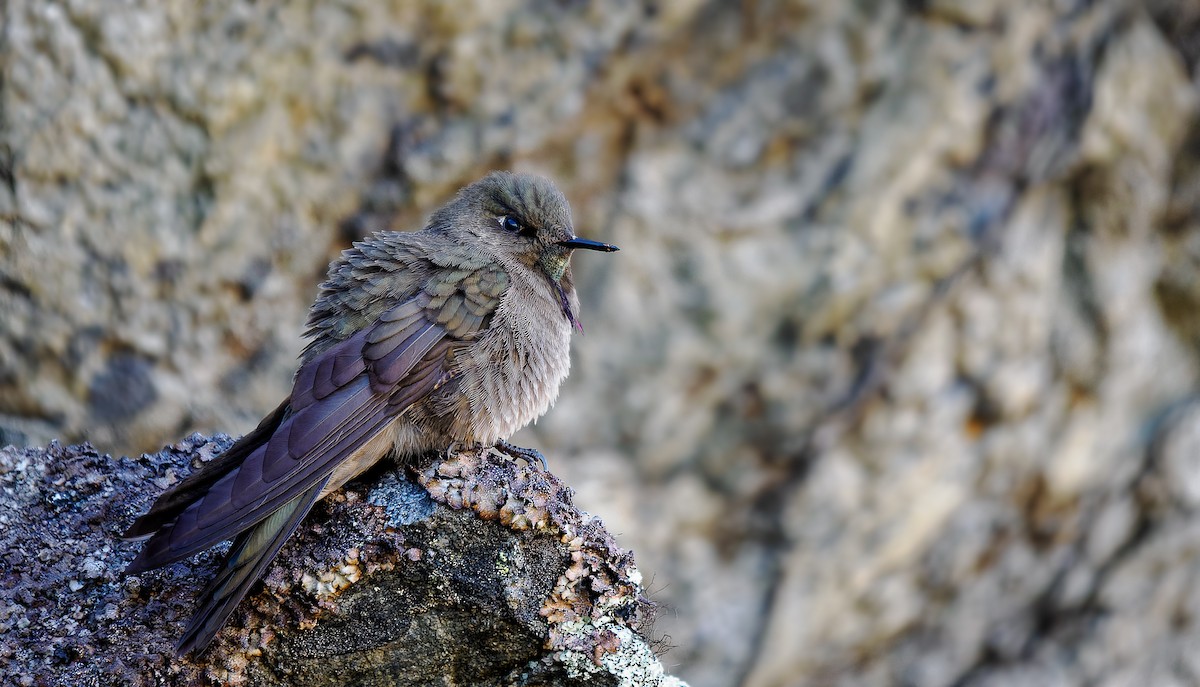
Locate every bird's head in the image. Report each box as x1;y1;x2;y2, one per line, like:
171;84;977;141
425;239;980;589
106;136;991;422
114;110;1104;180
429;171;618;284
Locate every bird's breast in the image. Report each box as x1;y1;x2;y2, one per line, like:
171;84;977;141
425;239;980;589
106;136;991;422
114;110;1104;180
453;278;574;445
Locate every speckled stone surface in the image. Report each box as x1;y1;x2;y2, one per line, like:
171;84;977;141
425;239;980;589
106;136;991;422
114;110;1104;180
0;438;681;686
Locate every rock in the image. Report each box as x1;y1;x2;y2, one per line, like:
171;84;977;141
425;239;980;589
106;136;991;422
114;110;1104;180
0;437;682;687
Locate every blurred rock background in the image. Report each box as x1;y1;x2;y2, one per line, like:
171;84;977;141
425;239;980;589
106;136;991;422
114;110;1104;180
4;1;1200;685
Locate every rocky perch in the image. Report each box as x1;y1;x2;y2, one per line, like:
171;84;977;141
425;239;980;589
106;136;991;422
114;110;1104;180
0;435;686;687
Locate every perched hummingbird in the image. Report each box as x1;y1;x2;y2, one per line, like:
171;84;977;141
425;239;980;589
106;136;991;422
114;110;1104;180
124;171;618;654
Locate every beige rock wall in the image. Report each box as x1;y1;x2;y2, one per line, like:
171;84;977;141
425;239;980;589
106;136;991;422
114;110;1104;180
4;2;1200;686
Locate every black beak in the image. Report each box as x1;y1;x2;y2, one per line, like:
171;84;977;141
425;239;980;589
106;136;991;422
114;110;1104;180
558;237;619;252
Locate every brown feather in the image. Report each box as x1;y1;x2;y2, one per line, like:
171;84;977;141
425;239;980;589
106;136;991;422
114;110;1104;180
125;171;613;654
123;401;290;540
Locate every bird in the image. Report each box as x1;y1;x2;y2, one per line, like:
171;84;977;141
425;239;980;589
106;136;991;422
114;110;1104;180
123;171;618;655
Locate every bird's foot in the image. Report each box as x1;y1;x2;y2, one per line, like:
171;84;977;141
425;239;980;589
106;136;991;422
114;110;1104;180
444;441;487;459
490;440;548;471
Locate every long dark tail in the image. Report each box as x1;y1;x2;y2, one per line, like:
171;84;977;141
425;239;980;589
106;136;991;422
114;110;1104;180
124;401;292;543
176;477;329;655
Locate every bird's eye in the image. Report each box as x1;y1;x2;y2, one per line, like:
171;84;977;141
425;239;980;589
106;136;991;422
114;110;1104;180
499;216;523;233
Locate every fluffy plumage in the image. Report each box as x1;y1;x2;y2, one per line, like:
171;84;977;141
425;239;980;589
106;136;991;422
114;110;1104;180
124;172;617;654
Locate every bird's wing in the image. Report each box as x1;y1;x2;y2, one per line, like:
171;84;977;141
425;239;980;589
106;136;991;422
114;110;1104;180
125;262;509;573
123;401;292;540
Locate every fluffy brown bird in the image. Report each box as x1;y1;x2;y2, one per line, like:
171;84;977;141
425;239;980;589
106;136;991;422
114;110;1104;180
124;171;618;654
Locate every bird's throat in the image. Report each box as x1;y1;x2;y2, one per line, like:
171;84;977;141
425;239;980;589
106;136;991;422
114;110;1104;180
537;250;582;332
539;251;570;282
554;281;583;333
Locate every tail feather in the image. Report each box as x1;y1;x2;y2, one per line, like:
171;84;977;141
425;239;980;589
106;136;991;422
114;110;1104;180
175;477;330;656
125;401;292;541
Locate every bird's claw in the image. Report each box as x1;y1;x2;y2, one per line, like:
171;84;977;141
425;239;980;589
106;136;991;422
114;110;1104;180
491;440;548;471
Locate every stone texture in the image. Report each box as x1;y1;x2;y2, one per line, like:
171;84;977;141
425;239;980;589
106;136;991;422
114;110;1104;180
5;1;1200;686
0;437;681;686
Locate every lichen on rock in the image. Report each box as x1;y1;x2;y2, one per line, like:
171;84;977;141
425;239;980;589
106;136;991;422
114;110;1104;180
0;437;683;686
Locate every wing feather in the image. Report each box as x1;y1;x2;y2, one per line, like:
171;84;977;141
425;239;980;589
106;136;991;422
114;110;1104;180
122;401;290;540
371;323;442;389
126;261;509;580
125;246;521;654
